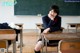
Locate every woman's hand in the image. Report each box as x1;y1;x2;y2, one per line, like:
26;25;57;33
42;28;50;33
48;14;55;20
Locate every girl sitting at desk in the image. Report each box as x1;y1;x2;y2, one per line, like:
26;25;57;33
34;5;61;53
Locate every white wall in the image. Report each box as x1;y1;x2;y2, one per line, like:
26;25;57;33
0;1;80;29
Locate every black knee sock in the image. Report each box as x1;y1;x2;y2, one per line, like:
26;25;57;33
34;50;40;53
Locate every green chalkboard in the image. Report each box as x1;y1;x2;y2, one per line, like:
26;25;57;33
14;0;80;16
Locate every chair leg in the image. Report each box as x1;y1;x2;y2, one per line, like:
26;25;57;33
6;40;8;53
58;40;63;53
41;48;44;53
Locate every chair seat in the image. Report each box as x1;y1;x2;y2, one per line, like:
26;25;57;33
47;42;58;46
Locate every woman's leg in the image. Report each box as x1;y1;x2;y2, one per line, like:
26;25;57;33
34;41;44;53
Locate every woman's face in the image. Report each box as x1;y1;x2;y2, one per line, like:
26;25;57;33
49;9;57;17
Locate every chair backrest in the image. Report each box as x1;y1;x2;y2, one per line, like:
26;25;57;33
59;40;80;53
0;29;15;48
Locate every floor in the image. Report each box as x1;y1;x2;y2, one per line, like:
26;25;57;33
9;31;57;53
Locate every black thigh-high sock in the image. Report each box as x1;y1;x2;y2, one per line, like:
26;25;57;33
34;50;40;53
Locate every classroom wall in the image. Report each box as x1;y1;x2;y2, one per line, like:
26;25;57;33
0;1;80;29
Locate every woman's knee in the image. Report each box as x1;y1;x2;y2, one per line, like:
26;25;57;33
34;41;44;51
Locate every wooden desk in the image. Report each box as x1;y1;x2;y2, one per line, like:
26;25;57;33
67;23;80;33
36;23;64;52
36;23;43;36
0;34;16;53
36;23;44;29
42;33;80;40
41;33;80;53
15;23;23;53
58;40;80;53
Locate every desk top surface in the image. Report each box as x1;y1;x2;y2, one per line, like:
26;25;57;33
67;23;80;25
0;34;16;40
15;23;23;25
15;23;23;29
36;23;44;29
41;33;80;40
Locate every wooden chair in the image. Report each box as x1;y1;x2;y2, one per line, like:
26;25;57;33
0;29;16;52
58;40;80;53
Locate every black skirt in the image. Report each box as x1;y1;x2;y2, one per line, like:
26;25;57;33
38;38;60;46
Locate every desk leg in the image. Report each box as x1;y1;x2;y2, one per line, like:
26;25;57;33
20;29;22;53
36;26;39;36
42;35;48;53
38;28;41;36
76;25;78;33
58;40;62;53
21;29;23;47
67;24;69;32
45;39;47;53
13;39;16;53
42;34;44;53
6;40;8;53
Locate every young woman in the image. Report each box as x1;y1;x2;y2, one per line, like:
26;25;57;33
34;5;61;53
